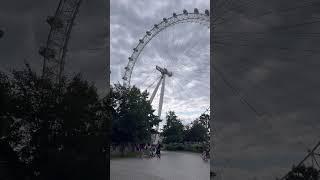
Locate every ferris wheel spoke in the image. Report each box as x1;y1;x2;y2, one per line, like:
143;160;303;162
122;9;209;86
140;68;157;89
145;75;162;93
121;9;210;126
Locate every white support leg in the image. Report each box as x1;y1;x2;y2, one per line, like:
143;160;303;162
150;75;163;103
157;75;166;131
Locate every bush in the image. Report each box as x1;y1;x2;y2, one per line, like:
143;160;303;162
164;142;206;153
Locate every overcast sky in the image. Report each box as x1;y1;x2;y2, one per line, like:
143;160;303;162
213;0;320;179
0;0;107;94
110;0;210;126
1;0;320;180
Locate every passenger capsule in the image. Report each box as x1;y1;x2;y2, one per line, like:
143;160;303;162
154;24;158;28
139;39;144;43
194;8;199;14
133;48;138;52
173;13;177;18
146;31;151;36
163;18;167;23
183;9;188;15
205;9;210;16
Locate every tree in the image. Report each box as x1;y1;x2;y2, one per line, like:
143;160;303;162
162;111;184;143
110;83;161;144
59;73;101;136
184;119;208;142
0;64;109;179
0;72;13;138
183;113;210;143
199;113;210;131
0;63;63;178
199;113;210;142
285;164;319;180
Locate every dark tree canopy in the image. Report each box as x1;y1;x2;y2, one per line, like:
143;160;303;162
285;165;319;180
184;119;208;142
110;83;161;144
0;64;109;179
162;111;185;143
161;111;210;144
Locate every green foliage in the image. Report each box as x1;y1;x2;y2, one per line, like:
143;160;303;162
184;119;208;142
162;111;184;143
0;72;13;137
164;143;206;153
110;83;161;144
0;64;109;179
60;73;101;136
285;164;319;180
160;111;210;153
199;113;210;131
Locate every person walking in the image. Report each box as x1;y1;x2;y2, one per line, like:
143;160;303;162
156;143;161;159
147;143;153;158
202;145;210;161
138;143;143;158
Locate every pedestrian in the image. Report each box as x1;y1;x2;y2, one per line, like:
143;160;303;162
147;143;153;158
139;143;144;158
150;145;155;157
156;143;161;159
152;145;156;156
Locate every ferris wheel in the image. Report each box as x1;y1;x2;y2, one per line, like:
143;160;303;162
122;8;210;128
39;0;82;84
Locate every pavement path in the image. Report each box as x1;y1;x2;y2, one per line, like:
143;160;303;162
111;151;210;180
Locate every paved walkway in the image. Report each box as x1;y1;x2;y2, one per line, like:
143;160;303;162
111;151;210;180
110;151;210;180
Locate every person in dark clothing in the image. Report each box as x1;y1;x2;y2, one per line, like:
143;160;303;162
202;146;210;160
205;148;210;158
156;143;161;158
139;143;144;158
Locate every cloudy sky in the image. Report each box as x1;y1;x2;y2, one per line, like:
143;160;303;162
213;0;320;179
0;0;107;94
2;0;320;180
110;0;210;127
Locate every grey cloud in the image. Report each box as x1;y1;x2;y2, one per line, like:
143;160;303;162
0;0;107;94
111;0;210;123
213;0;320;179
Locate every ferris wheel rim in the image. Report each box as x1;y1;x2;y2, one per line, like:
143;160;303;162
40;0;82;83
122;9;210;87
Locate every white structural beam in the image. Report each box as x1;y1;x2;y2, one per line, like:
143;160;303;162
158;75;166;119
150;75;163;103
122;9;210;87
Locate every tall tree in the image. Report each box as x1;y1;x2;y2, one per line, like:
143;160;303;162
162;111;184;143
184;119;208;142
199;113;210;131
60;73;100;136
0;72;13;138
111;83;160;144
1;64;108;179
